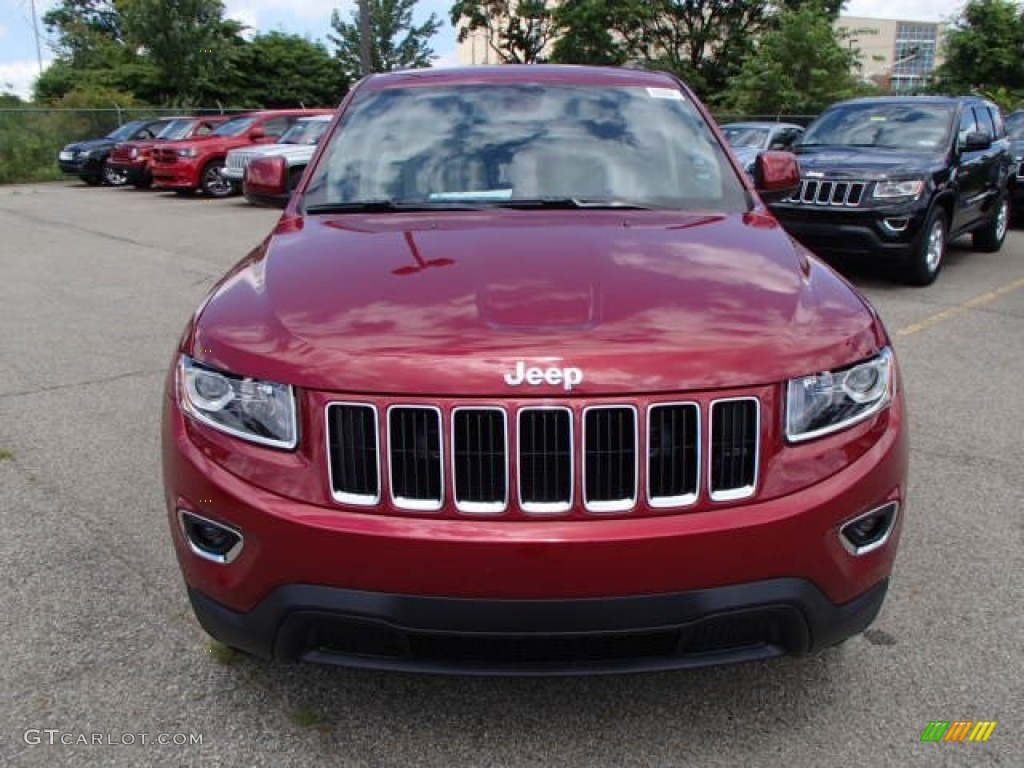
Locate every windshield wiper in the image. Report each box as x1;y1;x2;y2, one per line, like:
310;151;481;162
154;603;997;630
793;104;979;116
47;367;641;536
493;198;657;210
303;200;486;215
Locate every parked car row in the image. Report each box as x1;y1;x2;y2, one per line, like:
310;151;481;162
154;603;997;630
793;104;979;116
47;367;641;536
61;95;1013;286
723;94;1012;285
58;108;334;203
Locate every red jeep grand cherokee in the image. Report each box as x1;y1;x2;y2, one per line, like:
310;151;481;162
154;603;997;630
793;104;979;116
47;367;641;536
163;66;908;674
151;109;330;197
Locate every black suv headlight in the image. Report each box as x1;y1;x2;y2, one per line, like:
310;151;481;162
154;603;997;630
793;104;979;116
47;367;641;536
872;179;924;200
178;355;297;449
785;348;893;442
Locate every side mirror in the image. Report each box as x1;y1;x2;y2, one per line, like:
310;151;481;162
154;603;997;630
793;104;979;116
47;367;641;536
249;128;266;141
245;156;288;199
962;131;992;152
753;150;801;203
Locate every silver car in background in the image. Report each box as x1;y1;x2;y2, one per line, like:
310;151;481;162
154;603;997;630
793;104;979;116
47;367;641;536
721;122;804;176
221;114;333;195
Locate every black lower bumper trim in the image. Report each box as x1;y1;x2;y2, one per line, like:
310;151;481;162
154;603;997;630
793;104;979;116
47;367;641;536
187;578;888;676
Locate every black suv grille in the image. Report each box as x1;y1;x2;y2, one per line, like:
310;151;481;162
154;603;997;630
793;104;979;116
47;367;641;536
791;178;867;206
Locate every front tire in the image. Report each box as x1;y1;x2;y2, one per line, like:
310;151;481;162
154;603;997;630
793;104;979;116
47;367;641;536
905;207;946;286
972;195;1009;252
199;161;233;198
102;162;128;187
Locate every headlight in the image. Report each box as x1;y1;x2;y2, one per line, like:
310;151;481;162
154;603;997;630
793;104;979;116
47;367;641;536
178;356;297;449
785;348;893;442
872;179;924;200
177;148;198;158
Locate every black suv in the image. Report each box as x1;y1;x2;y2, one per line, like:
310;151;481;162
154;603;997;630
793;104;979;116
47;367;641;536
770;96;1010;285
57;118;173;186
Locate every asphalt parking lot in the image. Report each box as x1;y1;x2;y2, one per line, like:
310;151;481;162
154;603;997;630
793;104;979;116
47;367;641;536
1;182;1021;767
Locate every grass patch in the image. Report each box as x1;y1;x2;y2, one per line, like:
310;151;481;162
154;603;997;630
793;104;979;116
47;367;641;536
208;641;241;666
291;708;325;729
0;449;14;461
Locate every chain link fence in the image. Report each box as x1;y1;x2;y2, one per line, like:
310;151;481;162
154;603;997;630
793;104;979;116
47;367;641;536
0;107;250;184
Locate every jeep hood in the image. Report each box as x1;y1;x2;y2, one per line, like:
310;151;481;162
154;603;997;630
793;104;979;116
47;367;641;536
192;210;885;396
795;145;943;179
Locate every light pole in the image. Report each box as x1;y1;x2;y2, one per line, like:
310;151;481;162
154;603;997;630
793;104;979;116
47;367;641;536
359;0;373;77
29;0;43;75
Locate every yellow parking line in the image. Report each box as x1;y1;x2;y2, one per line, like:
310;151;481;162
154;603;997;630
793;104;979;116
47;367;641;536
896;277;1024;337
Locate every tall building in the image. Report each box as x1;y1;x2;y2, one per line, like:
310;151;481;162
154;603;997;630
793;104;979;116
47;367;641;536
836;16;945;93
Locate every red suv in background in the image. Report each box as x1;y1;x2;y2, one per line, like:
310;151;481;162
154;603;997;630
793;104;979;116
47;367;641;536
151;110;331;197
163;66;908;674
109;115;229;189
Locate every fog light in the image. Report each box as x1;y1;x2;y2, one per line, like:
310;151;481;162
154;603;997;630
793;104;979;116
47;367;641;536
840;501;899;556
178;510;243;564
881;217;909;234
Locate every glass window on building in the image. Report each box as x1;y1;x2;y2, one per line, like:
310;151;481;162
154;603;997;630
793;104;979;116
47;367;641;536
892;23;938;93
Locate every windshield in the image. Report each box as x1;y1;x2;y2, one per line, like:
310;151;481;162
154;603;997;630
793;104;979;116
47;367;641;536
800;102;954;150
721;125;769;149
303;84;746;212
106;121;145;141
279;119;330;145
156;119;197;141
213;116;256;137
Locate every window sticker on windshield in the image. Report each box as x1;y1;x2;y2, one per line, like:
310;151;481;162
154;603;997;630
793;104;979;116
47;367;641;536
869;116;887;121
646;87;685;101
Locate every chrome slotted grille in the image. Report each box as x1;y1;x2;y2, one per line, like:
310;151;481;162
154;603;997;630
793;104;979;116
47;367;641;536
709;398;760;501
793;179;866;206
326;398;761;516
583;406;637;512
227;151;257;171
388;406;443;511
518;408;573;513
326;403;380;505
452;408;507;513
647;403;700;507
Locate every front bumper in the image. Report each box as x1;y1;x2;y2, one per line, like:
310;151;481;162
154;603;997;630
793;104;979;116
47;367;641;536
108;160;150;185
152;160;200;189
771;202;929;260
58;159;91;176
164;380;907;672
188;577;889;675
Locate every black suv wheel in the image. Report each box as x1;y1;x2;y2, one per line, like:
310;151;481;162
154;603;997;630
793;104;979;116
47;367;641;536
905;208;946;286
972;196;1009;252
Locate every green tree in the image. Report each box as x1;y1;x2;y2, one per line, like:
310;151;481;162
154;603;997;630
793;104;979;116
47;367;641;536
550;0;843;101
120;0;246;105
451;0;556;63
230;33;349;108
330;0;441;81
42;0;126;68
931;0;1024;95
550;0;636;65
723;2;863;115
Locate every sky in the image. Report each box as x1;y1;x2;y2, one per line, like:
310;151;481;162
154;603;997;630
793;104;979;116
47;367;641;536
0;0;967;100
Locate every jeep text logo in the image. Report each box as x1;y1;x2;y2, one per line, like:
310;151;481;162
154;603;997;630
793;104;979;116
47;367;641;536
503;361;583;391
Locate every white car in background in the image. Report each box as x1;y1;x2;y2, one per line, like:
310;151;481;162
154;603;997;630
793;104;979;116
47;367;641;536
221;114;333;203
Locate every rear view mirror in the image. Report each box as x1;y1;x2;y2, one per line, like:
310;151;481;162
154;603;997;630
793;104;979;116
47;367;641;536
962;131;992;152
245;156;288;196
753;151;801;203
